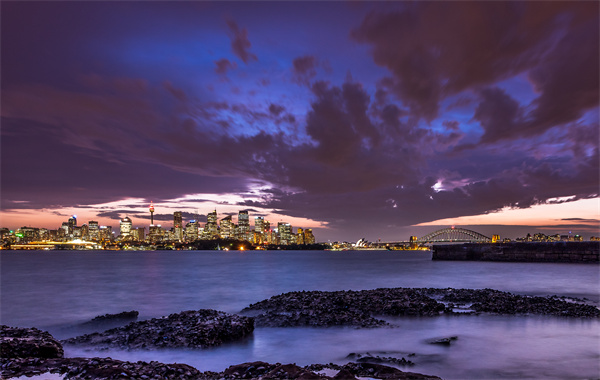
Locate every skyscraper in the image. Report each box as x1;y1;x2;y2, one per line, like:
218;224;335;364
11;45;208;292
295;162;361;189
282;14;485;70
205;210;218;238
120;217;132;237
174;211;183;241
238;210;250;241
88;221;99;240
220;215;233;239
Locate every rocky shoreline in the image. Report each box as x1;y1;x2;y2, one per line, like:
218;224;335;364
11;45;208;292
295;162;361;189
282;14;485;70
2;287;598;379
243;287;599;327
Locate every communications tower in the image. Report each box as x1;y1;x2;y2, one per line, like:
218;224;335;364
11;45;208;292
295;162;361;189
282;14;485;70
149;201;155;226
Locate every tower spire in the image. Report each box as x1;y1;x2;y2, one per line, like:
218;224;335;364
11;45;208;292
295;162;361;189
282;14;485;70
149;201;155;226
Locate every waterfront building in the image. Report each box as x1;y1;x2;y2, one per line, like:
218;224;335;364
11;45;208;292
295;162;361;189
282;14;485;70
133;227;145;241
492;234;500;243
120;217;132;237
220;215;234;239
68;215;77;235
304;229;315;244
297;227;305;245
278;222;293;245
88;221;99;240
99;226;113;241
148;225;164;242
174;211;183;241
185;220;199;242
238;210;250;241
205;210;219;238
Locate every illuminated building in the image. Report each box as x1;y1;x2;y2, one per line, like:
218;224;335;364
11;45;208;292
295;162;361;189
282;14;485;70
297;227;304;244
99;226;113;241
185;220;199;241
148;225;164;242
173;211;183;241
492;234;500;243
305;229;316;244
220;215;233;239
68;215;77;235
204;210;218;238
88;221;99;240
133;227;145;241
120;217;132;237
238;210;250;241
278;222;292;245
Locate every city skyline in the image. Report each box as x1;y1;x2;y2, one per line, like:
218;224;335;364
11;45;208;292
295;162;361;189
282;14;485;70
1;2;598;242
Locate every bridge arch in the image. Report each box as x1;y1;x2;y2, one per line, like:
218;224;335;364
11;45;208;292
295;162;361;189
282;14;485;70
417;227;491;243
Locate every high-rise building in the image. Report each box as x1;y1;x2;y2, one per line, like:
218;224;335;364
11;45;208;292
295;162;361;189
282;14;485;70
120;217;132;237
204;210;218;238
220;215;233;239
238;210;250;241
297;227;304;244
68;215;77;235
304;229;315;244
278;222;292;245
173;211;183;241
185;220;199;242
88;221;99;240
99;226;113;241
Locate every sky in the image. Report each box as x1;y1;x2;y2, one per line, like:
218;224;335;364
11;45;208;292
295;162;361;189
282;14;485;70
1;1;598;242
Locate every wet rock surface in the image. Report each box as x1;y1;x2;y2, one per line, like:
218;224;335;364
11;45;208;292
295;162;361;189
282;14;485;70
1;356;204;379
1;358;442;379
1;325;64;359
243;288;599;326
62;309;254;349
243;289;446;327
425;288;600;318
86;310;139;324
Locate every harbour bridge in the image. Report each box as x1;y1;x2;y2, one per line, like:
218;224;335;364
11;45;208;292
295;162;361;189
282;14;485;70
380;227;492;247
416;227;491;243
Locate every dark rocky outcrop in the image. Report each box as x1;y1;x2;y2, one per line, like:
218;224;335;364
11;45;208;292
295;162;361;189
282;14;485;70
1;356;204;379
87;310;139;323
244;288;599;327
343;362;442;379
243;289;446;327
0;325;64;359
62;309;254;350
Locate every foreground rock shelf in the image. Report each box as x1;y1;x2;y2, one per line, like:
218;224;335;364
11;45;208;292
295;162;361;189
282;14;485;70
62;309;254;350
243;287;600;326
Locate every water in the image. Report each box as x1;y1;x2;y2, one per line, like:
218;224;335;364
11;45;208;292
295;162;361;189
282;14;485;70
1;250;599;379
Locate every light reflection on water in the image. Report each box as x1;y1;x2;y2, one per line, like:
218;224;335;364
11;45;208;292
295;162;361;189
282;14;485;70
2;251;599;379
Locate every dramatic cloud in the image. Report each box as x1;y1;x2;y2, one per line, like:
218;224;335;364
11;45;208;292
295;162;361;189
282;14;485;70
1;2;597;240
226;19;257;64
214;59;237;75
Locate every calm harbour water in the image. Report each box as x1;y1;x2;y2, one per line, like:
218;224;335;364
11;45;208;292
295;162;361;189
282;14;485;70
1;250;599;379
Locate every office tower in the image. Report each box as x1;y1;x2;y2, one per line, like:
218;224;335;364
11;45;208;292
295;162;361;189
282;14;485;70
88;221;99;240
220;215;233;239
120;217;132;237
149;202;155;226
174;211;183;241
255;216;265;233
238;210;250;241
68;215;77;235
278;222;292;245
99;226;113;241
205;210;218;238
185;220;199;242
297;227;304;244
304;229;315;244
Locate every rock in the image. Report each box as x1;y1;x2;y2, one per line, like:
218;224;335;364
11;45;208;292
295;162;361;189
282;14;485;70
333;368;358;379
0;356;205;380
0;325;64;359
342;362;442;380
62;309;254;350
427;336;457;346
87;310;139;323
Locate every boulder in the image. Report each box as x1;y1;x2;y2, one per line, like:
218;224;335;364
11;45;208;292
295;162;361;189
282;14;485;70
0;325;64;359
